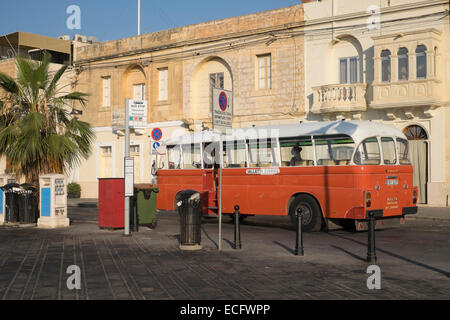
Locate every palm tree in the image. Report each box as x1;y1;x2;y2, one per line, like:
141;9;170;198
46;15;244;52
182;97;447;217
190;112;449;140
0;53;94;189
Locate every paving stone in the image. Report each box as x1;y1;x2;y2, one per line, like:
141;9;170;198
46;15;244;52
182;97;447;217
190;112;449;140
0;207;448;300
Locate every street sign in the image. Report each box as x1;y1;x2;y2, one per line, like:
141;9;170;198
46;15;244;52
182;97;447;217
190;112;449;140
124;157;134;197
112;109;125;132
126;99;148;129
212;88;233;133
152;128;163;141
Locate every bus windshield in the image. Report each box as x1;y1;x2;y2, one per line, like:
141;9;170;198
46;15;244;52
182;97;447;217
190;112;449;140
354;137;381;165
397;138;411;165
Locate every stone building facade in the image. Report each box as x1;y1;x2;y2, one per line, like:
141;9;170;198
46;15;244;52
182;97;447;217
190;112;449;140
73;5;306;197
304;0;450;205
70;0;450;205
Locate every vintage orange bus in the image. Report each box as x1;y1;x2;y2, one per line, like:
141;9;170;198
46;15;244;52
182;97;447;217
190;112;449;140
154;120;418;231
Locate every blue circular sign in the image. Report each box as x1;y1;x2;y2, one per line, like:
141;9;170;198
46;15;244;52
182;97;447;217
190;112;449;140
152;128;163;141
219;92;228;111
153;142;161;149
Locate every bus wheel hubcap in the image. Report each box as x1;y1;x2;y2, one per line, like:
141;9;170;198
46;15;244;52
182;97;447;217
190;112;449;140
297;204;312;225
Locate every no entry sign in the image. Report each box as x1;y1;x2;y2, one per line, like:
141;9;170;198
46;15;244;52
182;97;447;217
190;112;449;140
152;128;163;141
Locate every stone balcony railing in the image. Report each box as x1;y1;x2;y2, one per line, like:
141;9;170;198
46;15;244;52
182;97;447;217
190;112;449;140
370;78;444;109
311;83;367;114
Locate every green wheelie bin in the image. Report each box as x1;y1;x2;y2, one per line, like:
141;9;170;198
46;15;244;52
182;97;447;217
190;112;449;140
134;184;159;228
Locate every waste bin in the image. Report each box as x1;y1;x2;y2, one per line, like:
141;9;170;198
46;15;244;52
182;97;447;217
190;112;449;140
98;178;124;229
176;190;202;247
19;184;38;224
134;184;159;228
1;183;21;223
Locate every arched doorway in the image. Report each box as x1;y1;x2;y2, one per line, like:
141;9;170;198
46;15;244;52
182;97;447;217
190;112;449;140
121;65;147;101
403;125;428;204
190;57;233;125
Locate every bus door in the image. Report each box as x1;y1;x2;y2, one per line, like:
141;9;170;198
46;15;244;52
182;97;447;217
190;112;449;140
245;139;282;215
203;142;220;210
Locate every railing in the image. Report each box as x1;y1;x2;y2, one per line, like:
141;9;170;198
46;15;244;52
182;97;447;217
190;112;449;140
312;83;367;114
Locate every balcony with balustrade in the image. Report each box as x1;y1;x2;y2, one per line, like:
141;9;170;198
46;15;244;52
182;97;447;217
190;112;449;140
311;83;367;114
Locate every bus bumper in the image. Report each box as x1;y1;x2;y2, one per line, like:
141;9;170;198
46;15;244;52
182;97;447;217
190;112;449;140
355;213;407;232
402;206;418;215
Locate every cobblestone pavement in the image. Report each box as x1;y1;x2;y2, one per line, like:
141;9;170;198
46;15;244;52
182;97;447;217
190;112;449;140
0;205;449;300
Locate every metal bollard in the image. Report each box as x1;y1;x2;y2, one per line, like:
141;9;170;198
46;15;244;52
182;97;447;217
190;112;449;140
234;205;242;249
295;208;304;256
367;212;377;263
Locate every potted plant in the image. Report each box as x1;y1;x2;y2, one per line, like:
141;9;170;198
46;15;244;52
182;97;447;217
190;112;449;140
67;182;81;199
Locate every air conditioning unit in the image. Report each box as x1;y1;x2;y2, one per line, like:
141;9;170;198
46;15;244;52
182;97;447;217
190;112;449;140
58;35;70;41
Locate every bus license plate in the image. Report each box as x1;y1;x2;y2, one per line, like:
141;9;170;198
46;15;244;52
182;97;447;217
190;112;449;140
386;179;398;186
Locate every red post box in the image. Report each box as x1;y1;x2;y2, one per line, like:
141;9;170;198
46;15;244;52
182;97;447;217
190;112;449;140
98;178;125;229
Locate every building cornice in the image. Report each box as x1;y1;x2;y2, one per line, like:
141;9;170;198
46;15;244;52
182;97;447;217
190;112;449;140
372;28;442;41
304;0;448;28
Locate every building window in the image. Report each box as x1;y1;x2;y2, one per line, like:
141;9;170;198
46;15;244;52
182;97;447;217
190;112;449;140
130;145;140;154
133;83;145;101
257;54;271;89
102;77;111;107
381;50;391;82
403;125;428;140
339;57;359;84
210;73;224;89
101;146;112;155
398;47;409;81
416;45;427;79
158;68;168;101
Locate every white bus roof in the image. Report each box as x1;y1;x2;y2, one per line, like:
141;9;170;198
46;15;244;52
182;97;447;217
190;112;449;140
163;120;407;146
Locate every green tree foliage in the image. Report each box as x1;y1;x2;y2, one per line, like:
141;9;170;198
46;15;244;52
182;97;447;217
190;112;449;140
0;54;94;188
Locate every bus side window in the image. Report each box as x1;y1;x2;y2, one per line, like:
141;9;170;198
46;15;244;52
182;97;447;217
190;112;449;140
280;138;314;167
182;144;202;169
354;137;381;165
223;141;247;168
315;136;355;166
248;140;277;168
167;145;182;169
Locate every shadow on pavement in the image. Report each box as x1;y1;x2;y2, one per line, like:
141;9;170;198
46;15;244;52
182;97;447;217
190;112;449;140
328;232;450;278
273;241;295;255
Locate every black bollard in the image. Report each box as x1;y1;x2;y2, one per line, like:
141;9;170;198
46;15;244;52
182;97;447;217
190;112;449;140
295;208;304;256
234;205;242;249
367;212;377;263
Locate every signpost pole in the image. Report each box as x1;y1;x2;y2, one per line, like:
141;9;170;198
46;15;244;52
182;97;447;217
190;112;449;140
124;100;131;236
212;88;232;252
218;135;223;251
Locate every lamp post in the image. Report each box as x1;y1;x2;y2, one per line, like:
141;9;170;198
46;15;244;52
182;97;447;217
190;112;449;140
138;0;141;36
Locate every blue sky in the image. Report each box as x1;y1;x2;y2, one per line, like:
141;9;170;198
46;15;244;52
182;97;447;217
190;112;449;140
0;0;301;42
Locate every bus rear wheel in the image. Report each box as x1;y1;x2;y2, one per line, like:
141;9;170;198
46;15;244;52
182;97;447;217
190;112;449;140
289;195;323;232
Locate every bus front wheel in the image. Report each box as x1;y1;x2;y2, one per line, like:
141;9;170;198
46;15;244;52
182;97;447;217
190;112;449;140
289;195;323;232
